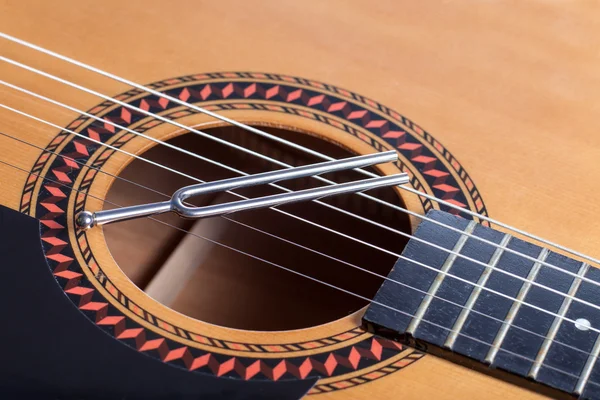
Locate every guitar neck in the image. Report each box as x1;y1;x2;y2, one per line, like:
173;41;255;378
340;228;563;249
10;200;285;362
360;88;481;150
363;210;599;399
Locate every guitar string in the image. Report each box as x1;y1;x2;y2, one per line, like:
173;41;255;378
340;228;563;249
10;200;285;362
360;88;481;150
2;57;599;295
5;79;590;293
3;37;600;385
4;112;600;362
0;101;398;259
4;99;600;322
3;74;600;318
2;31;597;269
1;126;598;362
0;59;406;253
3;32;600;395
1;159;598;391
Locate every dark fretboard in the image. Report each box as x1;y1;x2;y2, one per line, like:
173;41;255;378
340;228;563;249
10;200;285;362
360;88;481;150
363;210;600;399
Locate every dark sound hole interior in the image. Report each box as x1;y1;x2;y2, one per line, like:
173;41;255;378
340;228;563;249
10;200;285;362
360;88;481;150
104;126;411;331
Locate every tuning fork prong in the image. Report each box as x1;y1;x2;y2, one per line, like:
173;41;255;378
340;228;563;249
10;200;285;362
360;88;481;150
76;151;408;230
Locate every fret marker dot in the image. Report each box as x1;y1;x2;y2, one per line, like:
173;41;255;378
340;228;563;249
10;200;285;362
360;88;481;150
575;318;591;331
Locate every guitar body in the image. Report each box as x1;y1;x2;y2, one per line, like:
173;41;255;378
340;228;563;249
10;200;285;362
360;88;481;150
0;1;598;398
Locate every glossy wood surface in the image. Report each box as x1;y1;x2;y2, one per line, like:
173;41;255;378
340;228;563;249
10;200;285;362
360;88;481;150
1;1;599;399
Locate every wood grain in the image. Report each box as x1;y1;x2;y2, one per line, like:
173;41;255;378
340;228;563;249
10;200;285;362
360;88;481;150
1;1;599;398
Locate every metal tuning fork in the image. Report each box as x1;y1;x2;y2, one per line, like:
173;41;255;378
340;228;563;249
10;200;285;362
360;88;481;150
75;151;409;230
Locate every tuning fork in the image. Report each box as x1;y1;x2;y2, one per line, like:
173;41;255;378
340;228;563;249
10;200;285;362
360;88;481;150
75;151;408;229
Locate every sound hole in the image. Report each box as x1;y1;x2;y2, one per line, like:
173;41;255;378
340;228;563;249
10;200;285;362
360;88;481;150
104;126;411;331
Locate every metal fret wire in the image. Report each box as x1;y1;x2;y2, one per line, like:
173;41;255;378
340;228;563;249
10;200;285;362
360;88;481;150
2;56;599;295
6;65;600;353
1;31;598;268
3;65;600;316
4;90;600;321
4;103;600;373
1;127;597;364
2;33;600;388
0;98;600;324
5;71;600;338
0;156;598;390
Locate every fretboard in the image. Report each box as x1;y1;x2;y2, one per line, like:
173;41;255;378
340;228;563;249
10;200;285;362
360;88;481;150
363;210;600;399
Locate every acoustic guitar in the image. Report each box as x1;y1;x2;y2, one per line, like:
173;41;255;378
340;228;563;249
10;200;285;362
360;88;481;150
1;1;599;399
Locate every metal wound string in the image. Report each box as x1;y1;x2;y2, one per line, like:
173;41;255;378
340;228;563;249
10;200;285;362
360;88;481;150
1;59;599;299
0;97;600;333
0;58;410;249
0;102;398;259
3;78;600;325
1;31;597;268
3;103;600;348
0;128;593;361
2;56;598;296
1;156;598;390
4;98;600;320
3;34;600;390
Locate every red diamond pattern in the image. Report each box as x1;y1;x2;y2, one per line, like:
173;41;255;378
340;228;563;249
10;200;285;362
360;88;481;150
27;74;481;387
44;263;410;381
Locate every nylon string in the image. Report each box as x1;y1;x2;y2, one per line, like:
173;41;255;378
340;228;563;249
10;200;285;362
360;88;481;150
1;31;598;267
0;156;597;390
1;56;598;294
2;32;600;390
1;104;600;363
2;93;600;321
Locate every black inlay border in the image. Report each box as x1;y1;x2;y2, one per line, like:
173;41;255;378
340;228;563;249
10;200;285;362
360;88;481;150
18;72;488;392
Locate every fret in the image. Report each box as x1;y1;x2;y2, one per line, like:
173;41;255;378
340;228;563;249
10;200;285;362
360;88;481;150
576;332;600;395
494;251;584;381
451;236;543;360
406;220;477;336
363;210;470;334
364;209;600;399
529;262;589;379
408;216;507;348
445;233;512;349
550;266;600;398
485;248;550;364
